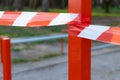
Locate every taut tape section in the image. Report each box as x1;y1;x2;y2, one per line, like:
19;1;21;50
12;12;37;26
49;13;78;26
78;25;110;40
0;11;78;27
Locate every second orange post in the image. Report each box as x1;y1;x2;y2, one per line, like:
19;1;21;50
68;0;92;80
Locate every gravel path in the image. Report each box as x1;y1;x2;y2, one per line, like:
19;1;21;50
1;45;120;80
11;51;120;80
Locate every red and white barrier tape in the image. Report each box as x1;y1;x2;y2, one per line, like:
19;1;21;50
0;11;78;27
69;24;120;45
0;11;120;45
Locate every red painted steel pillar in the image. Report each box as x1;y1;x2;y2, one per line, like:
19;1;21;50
0;36;11;80
68;0;92;80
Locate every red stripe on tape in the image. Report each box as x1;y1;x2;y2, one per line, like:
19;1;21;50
27;13;59;27
0;12;21;26
97;27;120;45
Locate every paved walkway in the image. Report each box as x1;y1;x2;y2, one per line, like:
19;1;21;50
0;45;120;80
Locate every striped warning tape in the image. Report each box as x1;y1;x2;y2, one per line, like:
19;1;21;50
0;11;120;45
69;25;120;45
0;11;78;27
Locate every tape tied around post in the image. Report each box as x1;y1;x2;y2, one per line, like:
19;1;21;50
69;24;120;45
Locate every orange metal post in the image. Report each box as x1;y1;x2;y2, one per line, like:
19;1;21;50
68;0;91;80
0;36;11;80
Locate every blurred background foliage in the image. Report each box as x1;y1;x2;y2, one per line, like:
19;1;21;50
0;0;119;12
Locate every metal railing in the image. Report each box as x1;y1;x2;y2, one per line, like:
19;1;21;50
11;33;116;50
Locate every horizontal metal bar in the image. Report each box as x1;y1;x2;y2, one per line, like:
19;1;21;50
11;33;116;50
11;34;68;44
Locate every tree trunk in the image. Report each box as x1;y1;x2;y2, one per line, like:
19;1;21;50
4;0;9;9
13;0;23;11
29;0;37;9
1;0;10;9
93;0;97;7
103;0;112;13
41;0;49;12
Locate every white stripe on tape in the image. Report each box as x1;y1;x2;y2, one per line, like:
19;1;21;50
49;13;78;26
78;25;110;40
12;12;37;26
0;11;4;17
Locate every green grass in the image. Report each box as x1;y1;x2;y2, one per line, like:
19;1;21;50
49;8;68;13
0;26;67;38
92;7;120;17
92;12;120;17
12;58;28;63
42;53;61;59
12;43;35;52
12;53;61;63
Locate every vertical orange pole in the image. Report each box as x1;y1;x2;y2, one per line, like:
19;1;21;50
68;0;91;80
0;36;11;80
